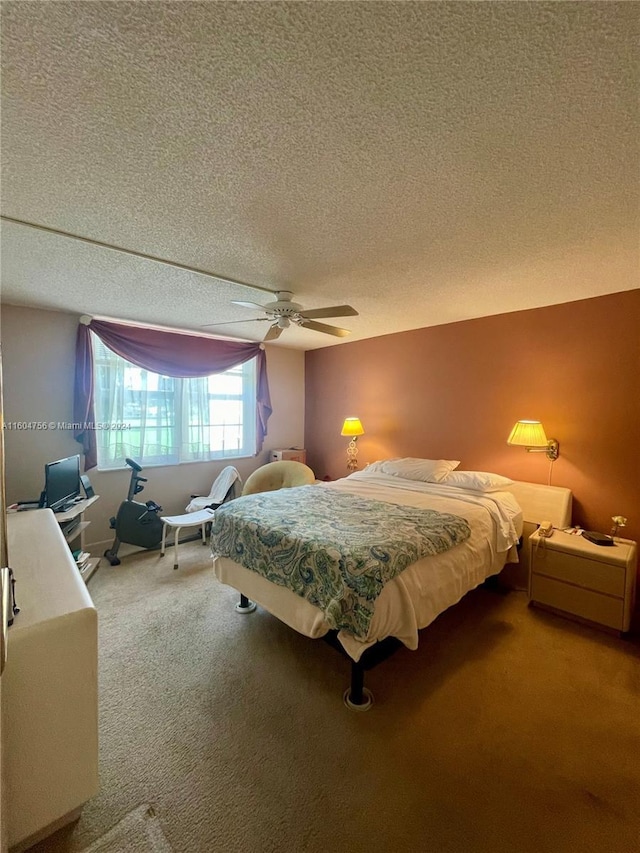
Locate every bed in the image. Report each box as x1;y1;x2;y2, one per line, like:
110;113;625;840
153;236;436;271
211;461;572;709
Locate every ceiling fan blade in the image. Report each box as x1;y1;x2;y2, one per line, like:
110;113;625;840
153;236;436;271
231;300;267;310
302;320;351;337
200;318;268;328
298;305;359;319
263;324;283;342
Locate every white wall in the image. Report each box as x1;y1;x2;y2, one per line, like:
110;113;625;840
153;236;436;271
1;305;305;548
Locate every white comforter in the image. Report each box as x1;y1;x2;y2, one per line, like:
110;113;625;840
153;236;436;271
213;472;523;661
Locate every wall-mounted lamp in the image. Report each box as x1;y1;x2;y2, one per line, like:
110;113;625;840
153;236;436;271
507;420;559;461
341;417;365;472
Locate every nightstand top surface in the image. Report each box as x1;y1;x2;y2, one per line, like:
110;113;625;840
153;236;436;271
529;528;636;566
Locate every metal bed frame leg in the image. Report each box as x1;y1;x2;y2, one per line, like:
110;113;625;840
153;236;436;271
343;661;374;711
235;593;256;614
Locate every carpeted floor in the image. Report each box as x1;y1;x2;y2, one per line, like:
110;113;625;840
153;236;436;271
78;804;172;853
29;541;640;853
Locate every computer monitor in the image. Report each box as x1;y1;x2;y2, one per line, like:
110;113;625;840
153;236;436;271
44;454;81;512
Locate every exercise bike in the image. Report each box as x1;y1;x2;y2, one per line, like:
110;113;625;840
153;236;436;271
103;458;164;566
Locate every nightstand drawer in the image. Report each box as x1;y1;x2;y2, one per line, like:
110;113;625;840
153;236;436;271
530;575;624;630
531;547;625;597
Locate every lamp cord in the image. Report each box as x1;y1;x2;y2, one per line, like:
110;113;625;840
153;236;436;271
548;459;554;486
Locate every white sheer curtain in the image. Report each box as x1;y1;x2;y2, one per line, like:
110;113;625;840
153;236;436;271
93;337;256;469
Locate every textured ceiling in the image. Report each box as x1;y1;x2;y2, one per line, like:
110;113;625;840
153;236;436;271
1;2;638;349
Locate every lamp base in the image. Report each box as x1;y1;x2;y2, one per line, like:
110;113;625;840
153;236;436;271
346;437;359;472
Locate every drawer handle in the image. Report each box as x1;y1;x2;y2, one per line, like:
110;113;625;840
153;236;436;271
1;566;9;675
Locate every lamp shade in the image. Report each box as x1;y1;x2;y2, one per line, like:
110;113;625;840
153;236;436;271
507;420;548;447
341;417;365;437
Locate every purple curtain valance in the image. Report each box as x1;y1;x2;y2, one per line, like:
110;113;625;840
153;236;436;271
74;319;272;470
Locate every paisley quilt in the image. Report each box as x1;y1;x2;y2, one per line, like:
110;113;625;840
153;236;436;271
210;485;471;639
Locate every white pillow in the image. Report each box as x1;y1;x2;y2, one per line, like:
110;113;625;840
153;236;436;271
379;457;461;484
444;471;514;492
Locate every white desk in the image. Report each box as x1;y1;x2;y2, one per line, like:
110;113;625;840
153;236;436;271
54;495;101;582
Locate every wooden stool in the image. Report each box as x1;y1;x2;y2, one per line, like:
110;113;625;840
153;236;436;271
160;508;215;570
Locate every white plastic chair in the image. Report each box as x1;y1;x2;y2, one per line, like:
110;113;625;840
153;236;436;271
160;508;216;570
185;466;242;513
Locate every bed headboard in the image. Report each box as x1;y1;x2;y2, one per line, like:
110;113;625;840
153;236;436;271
500;480;572;591
506;481;572;528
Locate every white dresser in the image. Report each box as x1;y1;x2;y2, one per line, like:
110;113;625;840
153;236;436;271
3;509;98;851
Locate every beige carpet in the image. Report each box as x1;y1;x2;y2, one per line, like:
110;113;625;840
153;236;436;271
78;805;172;853
30;541;640;853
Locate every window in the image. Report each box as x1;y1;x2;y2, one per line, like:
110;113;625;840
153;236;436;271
93;336;257;469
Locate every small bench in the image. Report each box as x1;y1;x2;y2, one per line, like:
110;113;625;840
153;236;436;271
160;508;216;570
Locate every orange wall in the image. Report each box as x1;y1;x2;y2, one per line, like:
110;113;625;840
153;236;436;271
305;290;640;544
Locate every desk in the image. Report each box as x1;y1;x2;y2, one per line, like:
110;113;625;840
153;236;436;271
55;496;100;582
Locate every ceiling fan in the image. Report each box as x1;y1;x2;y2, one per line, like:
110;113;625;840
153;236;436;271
202;291;359;341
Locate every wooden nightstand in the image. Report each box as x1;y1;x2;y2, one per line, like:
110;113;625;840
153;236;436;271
529;529;637;635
